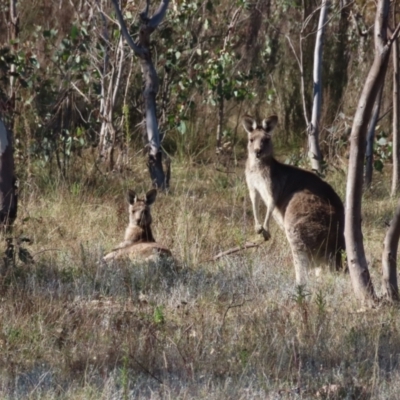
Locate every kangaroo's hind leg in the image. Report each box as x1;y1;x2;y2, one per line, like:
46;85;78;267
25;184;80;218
285;224;311;285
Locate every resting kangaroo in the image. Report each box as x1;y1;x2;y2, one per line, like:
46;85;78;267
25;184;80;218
243;114;345;284
103;189;172;262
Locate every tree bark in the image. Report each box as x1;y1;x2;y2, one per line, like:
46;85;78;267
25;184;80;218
98;28;124;171
392;30;400;196
382;199;400;301
365;83;384;189
345;0;399;304
308;0;329;173
8;0;19;102
111;0;169;189
0;118;17;230
216;84;224;152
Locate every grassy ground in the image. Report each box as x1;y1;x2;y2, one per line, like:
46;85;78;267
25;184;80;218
1;157;400;399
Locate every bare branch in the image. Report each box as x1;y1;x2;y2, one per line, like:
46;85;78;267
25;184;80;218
70;81;90;103
112;36;125;107
212;241;262;261
285;31;310;127
148;0;170;29
140;0;150;21
110;0;146;56
389;22;400;44
285;35;302;70
223;8;241;51
350;11;369;37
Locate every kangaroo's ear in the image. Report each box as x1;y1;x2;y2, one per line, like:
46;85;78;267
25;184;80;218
127;190;137;205
262;115;278;133
145;189;157;206
242;115;257;135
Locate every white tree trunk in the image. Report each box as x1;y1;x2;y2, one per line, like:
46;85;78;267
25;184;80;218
382;199;400;301
9;0;18;99
365;84;384;189
392;34;400;196
345;0;397;304
308;0;329;173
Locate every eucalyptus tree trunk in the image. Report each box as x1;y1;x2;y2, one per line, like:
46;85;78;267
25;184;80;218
215;8;240;155
8;0;19;102
98;27;125;171
216;86;224;152
382;8;400;302
111;0;170;189
365;84;384;189
308;0;329;173
0;118;17;230
0;0;19;230
391;33;400;196
345;0;399;304
382;199;400;301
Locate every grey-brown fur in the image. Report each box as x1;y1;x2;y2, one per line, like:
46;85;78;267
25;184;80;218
103;189;171;262
120;189;157;246
243;114;345;284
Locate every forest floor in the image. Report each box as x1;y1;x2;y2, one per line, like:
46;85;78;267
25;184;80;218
1;157;400;399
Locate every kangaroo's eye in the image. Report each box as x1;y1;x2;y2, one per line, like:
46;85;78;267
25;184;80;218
249;139;254;143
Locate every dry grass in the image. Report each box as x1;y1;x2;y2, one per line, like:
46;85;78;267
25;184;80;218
1;159;400;399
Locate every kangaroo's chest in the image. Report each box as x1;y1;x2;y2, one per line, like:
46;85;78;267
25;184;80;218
246;166;285;226
246;166;274;200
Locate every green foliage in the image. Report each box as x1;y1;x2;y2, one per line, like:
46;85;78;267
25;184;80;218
0;46;39;107
374;131;392;173
314;289;327;314
157;0;256;150
153;305;165;324
0;0;387;176
291;284;311;307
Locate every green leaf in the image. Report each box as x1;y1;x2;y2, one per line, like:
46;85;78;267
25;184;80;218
177;120;187;134
377;137;387;146
374;159;384;172
70;24;79;40
154;306;165;324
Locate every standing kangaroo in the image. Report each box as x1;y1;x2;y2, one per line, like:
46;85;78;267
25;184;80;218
103;189;171;262
243;114;345;284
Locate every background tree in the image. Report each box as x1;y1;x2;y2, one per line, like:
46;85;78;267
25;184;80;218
364;84;384;189
0;0;19;229
345;0;400;304
308;0;329;173
382;198;400;301
111;0;170;189
392;16;400;196
0;114;17;229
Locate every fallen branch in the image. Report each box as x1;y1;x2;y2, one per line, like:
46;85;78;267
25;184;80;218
212;241;263;261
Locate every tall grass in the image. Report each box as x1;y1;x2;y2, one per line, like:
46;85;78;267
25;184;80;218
1;159;399;399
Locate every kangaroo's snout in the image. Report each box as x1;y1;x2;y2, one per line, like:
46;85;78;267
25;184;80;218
255;149;262;159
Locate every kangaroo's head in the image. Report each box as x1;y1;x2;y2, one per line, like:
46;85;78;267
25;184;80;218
127;189;157;229
242;115;278;162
